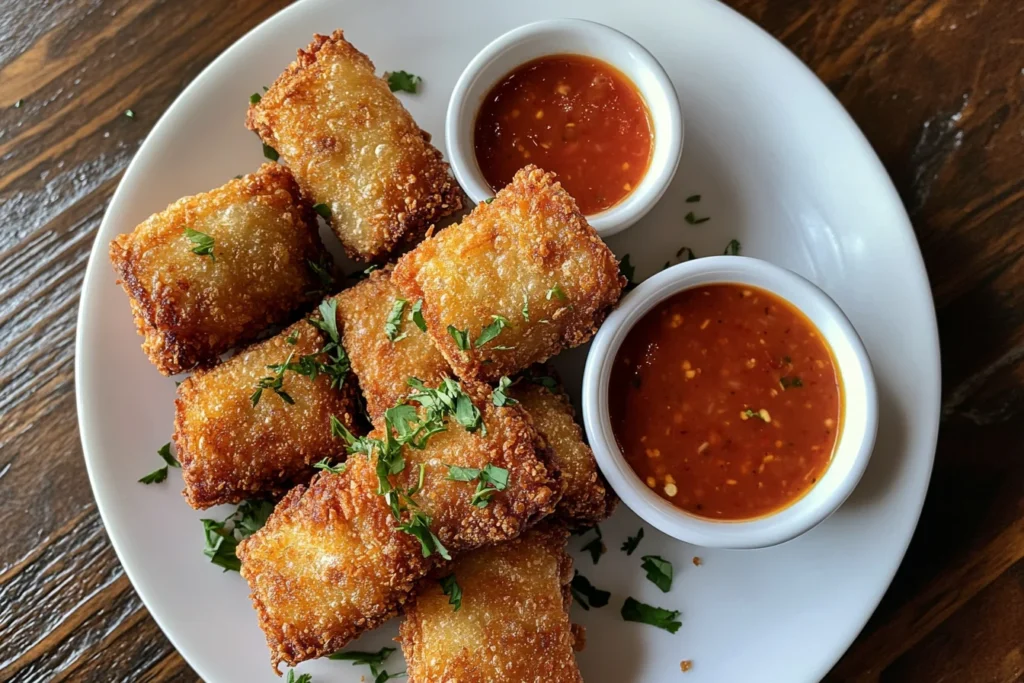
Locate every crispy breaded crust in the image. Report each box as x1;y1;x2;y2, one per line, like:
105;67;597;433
238;381;559;672
392;165;625;383
174;318;362;509
399;524;582;683
511;369;617;525
247;30;462;262
237;460;434;673
334;268;451;421
372;381;560;550
109;163;327;375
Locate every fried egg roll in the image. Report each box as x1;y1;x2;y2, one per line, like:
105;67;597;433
334;268;451;421
247;30;462;262
175;318;362;509
237;382;560;670
510;370;616;525
109;163;329;376
392;165;625;383
399;524;582;683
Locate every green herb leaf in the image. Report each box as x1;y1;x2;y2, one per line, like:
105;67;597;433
546;284;567;301
521;293;529;321
313;202;332;219
385;298;408;342
676;246;696;262
580;525;605;564
454;392;482;432
329;646;396;664
570;571;611;610
410;299;427;332
125;109;135;119
285;671;312;683
475;315;510;347
621;597;682;633
311;299;341;344
440;573;462;611
685;194;701;203
448;325;471;351
262;143;279;161
184;228;215;261
621;527;644;555
780;375;803;389
250;92;262;105
201;518;240;571
285;329;300;345
138;467;168;484
313;458;346;474
157;442;180;468
446;464;482;482
351;264;380;281
14;99;23;109
641;555;673;592
723;239;741;255
491;376;518;407
386;70;422;93
529;375;559;392
684;211;710;225
398;509;451;559
484;197;495;204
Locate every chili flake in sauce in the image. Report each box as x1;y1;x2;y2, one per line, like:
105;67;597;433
473;54;653;215
609;284;842;520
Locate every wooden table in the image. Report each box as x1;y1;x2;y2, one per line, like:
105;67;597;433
1;1;1020;681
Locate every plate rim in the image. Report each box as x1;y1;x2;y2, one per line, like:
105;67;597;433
74;0;942;680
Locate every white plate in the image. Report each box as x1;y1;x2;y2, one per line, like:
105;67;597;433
75;1;941;681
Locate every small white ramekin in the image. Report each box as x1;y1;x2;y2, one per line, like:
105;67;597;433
445;18;683;238
582;256;879;549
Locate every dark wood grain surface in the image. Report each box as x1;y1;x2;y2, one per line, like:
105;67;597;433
0;1;1020;681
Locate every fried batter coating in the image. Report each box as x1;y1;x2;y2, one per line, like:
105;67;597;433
175;319;362;509
237;458;433;673
399;524;582;683
237;383;560;671
510;370;616;525
334;268;451;421
109;163;328;375
247;30;462;262
392;165;625;383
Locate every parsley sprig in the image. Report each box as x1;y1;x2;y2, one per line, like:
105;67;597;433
491;376;518;407
330;647;403;682
621;597;682;633
445;463;510;507
570;571;610;610
578;525;606;564
184;228;215;261
641;555;674;592
440;573;462;611
200;500;273;572
385;298;408;342
621;527;644;555
386;70;421;93
138;442;180;484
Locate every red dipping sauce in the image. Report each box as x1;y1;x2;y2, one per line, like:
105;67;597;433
473;54;653;215
609;284;842;520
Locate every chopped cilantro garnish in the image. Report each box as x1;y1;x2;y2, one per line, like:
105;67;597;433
313;202;332;219
579;525;605;564
313;458;346;474
445;462;509;508
448;325;471;351
685;194;701;203
621;527;644;555
385;298;408;342
684;211;710;225
410;299;427;332
546;284;567;301
262;143;279;161
138;468;167;484
200;500;273;572
184;228;215;261
521;293;529;321
139;442;179;484
386;70;422;93
570;571;610;610
475;315;509;347
440;573;462;611
251;352;296;406
249;92;262;105
529;375;558;392
621;597;682;633
307;257;334;294
641;555;673;592
619;254;637;291
484;197;495;204
329;646;401;681
491;376;518;407
285;671;311;683
723;239;741;255
676;246;696;262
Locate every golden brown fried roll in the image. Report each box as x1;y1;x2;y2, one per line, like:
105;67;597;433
109;163;329;376
334;268;451;421
510;371;616;525
175;318;362;509
392;165;625;383
238;458;433;674
399;524;582;683
237;382;560;670
247;30;462;262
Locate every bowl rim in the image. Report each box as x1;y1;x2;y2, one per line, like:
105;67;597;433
444;17;683;237
581;256;880;549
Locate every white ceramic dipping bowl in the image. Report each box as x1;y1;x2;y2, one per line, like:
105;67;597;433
582;256;879;549
445;18;683;238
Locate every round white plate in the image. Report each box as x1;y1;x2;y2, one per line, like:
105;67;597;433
75;1;941;681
